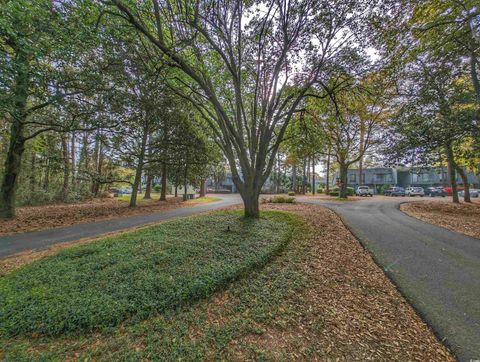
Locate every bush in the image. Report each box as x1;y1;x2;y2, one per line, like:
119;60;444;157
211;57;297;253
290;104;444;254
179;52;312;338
329;191;339;197
317;188;323;194
330;187;354;197
288;191;295;196
271;195;295;203
380;184;391;195
153;184;161;192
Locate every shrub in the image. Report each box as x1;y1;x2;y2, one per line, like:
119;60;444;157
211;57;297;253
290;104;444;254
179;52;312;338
380;184;391;195
153;184;161;192
329;191;339;197
287;191;295;196
271;195;295;203
331;187;354;196
317;188;323;194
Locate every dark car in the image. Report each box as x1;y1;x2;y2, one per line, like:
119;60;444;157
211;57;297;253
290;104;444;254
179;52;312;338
424;187;446;197
384;186;405;196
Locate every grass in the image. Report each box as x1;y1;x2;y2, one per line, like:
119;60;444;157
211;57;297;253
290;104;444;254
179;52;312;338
0;210;299;339
186;196;221;203
116;193;161;202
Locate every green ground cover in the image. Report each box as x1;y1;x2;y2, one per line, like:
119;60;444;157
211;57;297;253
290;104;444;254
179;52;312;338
0;211;299;340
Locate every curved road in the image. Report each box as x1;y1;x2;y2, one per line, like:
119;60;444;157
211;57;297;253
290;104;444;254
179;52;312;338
299;197;480;361
0;195;242;259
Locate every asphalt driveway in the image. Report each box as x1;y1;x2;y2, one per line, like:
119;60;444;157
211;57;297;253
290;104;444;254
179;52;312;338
299;196;480;361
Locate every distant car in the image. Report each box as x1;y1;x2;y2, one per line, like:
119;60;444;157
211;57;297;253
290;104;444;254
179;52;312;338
442;186;464;196
424;187;446;197
459;189;479;198
405;187;425;197
384;187;405;196
355;186;374;197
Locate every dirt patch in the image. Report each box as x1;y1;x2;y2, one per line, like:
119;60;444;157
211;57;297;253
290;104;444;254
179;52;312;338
401;201;480;239
0;197;194;236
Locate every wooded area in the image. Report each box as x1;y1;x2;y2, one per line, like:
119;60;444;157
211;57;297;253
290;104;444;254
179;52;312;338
1;0;479;218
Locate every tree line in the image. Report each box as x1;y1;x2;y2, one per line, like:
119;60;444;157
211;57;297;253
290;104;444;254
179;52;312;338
1;0;479;220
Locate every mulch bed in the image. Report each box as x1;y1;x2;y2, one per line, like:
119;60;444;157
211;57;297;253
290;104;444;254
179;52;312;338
0;197;189;236
244;203;453;360
401;201;480;239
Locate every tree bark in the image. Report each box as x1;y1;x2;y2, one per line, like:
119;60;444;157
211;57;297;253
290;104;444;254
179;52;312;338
455;164;471;203
302;159;306;194
199;179;206;197
241;186;260;218
0;51;29;219
292;164;297;193
312;159;316;195
183;164;188;201
144;174;153;199
446;144;459;203
129;126;149;208
276;155;281;193
29;152;36;199
325;152;331;194
61;135;70;202
338;162;348;199
160;162;167;201
71;132;76;189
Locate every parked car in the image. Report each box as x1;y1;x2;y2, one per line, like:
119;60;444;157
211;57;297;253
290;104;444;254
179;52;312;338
424;187;446;197
405;187;425;197
355;185;374;197
459;189;479;198
384;186;405;196
442;186;464;196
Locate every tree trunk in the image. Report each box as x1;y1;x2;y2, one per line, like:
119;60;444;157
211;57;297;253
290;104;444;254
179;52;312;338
129;126;149;208
144;174;153;199
312;159;316;195
446;144;459;203
160;163;167;201
326;152;331;194
183;164;188;201
241;186;260;218
61;135;70;202
0;121;26;219
0;51;29;219
29;152;36;199
70;132;76;190
338;162;348;199
302;159;306;194
199;179;206;197
292;164;297;193
175;184;178;197
455;164;471;203
276;155;281;193
44;158;50;191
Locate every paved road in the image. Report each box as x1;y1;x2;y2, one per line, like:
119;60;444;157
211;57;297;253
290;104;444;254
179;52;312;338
0;195;242;258
299;197;480;361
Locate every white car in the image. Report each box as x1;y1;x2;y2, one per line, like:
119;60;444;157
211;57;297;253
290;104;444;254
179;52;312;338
459;189;479;198
355;186;374;197
405;187;425;197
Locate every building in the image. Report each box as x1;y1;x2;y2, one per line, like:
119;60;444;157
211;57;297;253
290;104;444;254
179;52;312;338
336;166;480;194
